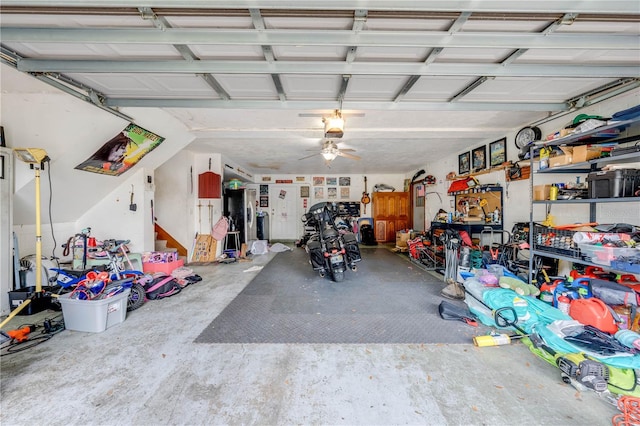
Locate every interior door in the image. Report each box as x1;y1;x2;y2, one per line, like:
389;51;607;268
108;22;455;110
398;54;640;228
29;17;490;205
245;188;257;242
270;185;299;240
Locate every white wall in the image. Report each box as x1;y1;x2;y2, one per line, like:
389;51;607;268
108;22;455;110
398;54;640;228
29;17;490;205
2;64;196;261
418;89;640;234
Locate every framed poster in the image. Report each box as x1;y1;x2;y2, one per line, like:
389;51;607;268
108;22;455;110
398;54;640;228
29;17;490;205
472;145;486;171
458;152;470;175
327;187;337;199
75;123;164;176
300;185;310;198
339;177;351;186
326;177;337;186
313;176;324;186
314;187;324;199
340;187;350;199
489;137;507;167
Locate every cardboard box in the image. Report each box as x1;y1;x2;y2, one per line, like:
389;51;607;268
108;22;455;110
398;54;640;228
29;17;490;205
533;184;551;201
396;231;412;248
549;155;572;168
572;145;603;163
192;235;217;262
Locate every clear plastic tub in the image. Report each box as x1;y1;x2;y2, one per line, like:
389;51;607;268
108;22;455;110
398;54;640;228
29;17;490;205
58;289;130;332
577;243;638;266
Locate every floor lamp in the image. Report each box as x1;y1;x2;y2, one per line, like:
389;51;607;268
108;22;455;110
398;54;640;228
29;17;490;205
0;148;50;328
13;149;49;291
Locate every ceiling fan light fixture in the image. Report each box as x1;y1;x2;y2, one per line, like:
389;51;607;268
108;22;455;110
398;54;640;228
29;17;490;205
321;150;338;161
323;110;344;138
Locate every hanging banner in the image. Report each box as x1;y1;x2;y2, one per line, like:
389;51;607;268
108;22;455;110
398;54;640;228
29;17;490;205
75;124;165;176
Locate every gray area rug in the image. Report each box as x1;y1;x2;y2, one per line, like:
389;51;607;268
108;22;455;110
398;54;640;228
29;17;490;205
196;247;488;344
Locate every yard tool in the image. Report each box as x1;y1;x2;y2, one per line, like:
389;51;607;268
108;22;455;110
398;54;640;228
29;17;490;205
3;325;36;343
472;306;529;347
441;229;464;299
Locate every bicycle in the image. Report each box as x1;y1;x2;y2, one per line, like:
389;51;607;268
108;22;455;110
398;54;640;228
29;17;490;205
97;239;147;311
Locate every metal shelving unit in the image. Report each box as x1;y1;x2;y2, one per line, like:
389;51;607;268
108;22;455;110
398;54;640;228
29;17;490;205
527;116;640;282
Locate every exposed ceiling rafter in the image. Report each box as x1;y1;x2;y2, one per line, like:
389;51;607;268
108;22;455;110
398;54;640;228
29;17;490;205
17;60;637;78
3;28;637;50
103;98;569;111
1;1;639;14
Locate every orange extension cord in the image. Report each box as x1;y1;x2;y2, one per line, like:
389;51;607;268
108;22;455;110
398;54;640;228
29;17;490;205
613;396;640;426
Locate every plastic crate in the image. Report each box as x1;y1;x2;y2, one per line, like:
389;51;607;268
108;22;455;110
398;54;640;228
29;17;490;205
533;224;581;259
577;243;638;266
58;289;130;333
610;260;640;274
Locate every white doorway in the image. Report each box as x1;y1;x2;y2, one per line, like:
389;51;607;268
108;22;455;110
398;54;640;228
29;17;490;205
269;185;299;240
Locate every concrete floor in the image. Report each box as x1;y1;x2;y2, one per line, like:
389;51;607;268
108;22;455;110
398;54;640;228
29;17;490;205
1;246;620;425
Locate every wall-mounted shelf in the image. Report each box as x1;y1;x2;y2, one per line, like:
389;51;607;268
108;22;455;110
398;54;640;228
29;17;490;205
536;150;640;174
532;117;640;148
446;164;510;181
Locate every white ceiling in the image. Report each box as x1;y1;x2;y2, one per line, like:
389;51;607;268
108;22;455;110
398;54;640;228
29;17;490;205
1;1;639;176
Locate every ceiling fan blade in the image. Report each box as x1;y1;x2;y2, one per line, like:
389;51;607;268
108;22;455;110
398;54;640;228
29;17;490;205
298;153;320;160
337;151;361;160
339;148;356;153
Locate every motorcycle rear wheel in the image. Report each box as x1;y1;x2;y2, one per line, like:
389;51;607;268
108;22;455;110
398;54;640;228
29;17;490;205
332;270;344;282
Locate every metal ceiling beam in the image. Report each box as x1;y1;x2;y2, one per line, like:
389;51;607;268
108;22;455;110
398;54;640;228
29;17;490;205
395;11;470;102
18;59;638;78
3;28;638;50
138;6;231;100
106;98;568;111
1;1;637;14
249;8;287;101
345;9;367;63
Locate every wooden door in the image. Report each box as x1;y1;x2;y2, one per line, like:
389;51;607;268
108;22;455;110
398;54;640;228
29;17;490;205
372;192;410;242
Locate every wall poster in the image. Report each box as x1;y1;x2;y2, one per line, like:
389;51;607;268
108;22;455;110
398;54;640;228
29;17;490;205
75;123;164;176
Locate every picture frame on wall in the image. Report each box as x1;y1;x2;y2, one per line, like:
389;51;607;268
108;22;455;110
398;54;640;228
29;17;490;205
458;152;470;175
489;137;507;167
300;185;310;198
472;146;486;171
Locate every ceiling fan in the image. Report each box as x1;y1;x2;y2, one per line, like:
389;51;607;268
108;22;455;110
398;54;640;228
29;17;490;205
298;140;361;165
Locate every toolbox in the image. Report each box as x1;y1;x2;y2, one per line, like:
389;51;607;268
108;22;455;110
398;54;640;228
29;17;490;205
587;168;640;198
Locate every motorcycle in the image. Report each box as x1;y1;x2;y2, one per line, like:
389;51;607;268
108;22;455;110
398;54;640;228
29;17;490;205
303;202;361;282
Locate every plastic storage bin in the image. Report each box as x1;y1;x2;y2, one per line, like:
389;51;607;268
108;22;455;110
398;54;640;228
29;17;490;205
587;169;640;198
58;289;130;332
577;243;638;266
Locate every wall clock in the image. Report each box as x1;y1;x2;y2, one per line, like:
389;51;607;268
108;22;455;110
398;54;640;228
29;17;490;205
514;126;541;149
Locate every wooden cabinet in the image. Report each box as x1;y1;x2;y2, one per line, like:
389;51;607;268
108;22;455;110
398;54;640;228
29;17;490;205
372;192;410;242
